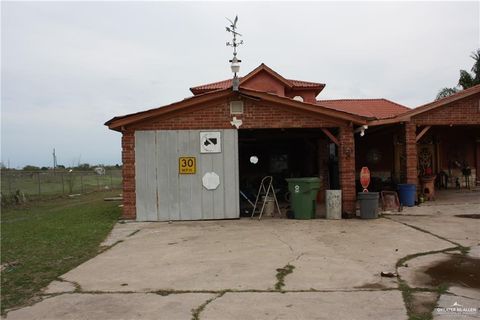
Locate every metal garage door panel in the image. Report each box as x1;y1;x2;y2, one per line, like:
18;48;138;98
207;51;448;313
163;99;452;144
223;129;240;219
135;131;158;221
135;129;239;221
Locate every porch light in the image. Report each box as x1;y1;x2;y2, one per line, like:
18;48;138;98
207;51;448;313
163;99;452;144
230;56;241;74
355;125;368;137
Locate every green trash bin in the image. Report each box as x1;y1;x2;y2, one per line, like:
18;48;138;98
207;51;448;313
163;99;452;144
286;177;321;219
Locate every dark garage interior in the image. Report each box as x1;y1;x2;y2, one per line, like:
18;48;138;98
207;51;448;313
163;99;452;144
238;128;339;217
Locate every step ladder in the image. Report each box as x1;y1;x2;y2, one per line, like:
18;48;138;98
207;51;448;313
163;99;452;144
251;176;282;220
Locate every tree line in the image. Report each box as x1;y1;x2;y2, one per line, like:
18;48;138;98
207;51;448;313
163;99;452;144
436;49;480;100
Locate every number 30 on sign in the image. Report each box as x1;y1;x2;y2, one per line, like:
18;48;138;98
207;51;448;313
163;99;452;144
179;157;196;174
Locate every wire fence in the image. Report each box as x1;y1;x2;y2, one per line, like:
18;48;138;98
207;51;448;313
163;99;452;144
1;170;122;203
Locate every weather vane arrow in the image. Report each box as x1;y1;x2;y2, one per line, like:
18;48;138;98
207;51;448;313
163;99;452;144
226;15;243;57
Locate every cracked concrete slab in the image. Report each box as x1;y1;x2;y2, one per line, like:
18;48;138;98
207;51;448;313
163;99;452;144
63;221;297;292
42;280;76;294
388;203;480;247
100;222;150;247
449;286;480;300
201;291;407;320
60;218;452;292
6;199;479;319
283;219;451;290
397;252;460;289
410;291;439;316
4;293;214;320
468;245;480;259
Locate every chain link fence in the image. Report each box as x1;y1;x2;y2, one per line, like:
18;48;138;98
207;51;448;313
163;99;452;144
1;170;122;204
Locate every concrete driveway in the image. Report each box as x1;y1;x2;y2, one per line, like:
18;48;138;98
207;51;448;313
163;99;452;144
5;194;480;320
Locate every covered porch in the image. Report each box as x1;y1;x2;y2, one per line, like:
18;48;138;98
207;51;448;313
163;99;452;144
357;85;480;205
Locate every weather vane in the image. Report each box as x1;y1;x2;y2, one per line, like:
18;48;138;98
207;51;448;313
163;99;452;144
226;15;243;58
226;15;243;91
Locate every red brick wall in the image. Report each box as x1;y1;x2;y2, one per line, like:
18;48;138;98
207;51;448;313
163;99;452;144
130;100;341;130
412;94;480;125
121;130;136;219
285;89;318;104
338;126;356;214
120;98;353;219
404;122;418;185
241;71;286;96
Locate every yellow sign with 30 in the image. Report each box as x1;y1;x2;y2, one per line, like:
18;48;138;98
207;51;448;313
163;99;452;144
179;157;196;174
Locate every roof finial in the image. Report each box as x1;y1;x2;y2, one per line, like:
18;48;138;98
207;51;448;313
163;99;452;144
226;15;243;91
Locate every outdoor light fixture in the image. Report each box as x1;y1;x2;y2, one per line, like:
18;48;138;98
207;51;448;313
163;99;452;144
230;56;241;74
356;125;369;137
230;56;241;91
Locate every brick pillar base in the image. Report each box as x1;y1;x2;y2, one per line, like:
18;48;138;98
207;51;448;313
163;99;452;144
122;130;136;220
405;123;418;185
339;126;356;215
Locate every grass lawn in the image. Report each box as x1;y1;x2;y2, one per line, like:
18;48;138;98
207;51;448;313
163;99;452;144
1;191;121;313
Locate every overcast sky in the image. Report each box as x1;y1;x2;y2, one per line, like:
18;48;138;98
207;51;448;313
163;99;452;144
1;1;478;168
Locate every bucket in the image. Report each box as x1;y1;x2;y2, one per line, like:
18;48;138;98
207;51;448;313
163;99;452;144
357;192;379;219
397;184;416;207
325;190;342;220
262;196;275;217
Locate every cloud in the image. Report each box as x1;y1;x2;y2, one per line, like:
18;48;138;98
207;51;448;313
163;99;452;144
1;1;478;167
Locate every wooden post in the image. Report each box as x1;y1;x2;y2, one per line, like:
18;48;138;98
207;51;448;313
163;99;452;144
415;126;432;142
8;174;12;194
321;128;339;146
61;173;65;194
37;172;41;195
80;174;84;193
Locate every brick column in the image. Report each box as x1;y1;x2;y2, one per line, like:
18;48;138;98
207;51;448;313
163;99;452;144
338;125;356;215
122;130;136;219
476;139;480;185
404;122;418;185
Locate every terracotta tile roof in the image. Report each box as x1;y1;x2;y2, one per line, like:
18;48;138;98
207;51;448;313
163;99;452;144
190;79;237;93
190;78;325;94
290;79;325;88
316;99;410;120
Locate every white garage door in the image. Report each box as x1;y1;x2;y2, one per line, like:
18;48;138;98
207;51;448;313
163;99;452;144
135;130;239;221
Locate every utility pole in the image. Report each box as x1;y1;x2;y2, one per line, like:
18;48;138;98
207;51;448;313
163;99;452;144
52;148;57;174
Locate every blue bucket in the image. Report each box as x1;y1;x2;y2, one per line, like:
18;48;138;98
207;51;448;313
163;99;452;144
397;184;416;207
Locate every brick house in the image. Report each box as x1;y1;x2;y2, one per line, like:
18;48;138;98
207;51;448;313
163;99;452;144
105;64;480;221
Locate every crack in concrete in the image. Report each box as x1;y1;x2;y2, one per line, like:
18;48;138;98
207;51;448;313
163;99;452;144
97;239;124;254
270;231;295;255
127;229;141;237
191;291;226;320
0;287;407;318
43;287;402;295
388;217;471;320
384;216;467;250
